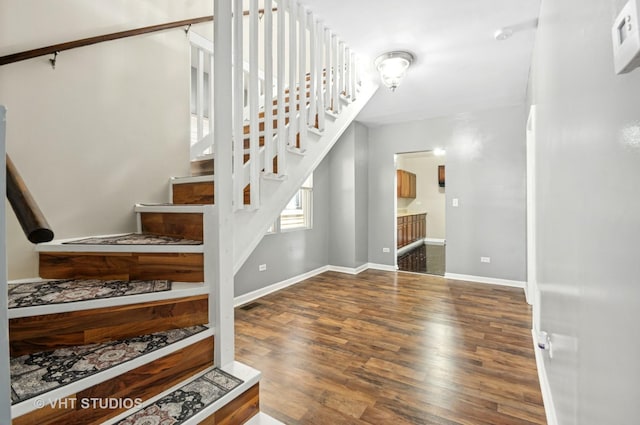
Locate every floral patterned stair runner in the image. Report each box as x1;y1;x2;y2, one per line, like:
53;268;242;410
10;325;207;404
63;233;202;245
9;279;172;308
115;368;243;425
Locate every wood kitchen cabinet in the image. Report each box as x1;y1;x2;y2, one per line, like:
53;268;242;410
397;213;426;249
396;169;416;198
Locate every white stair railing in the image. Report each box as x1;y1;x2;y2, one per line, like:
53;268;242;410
189;31;215;160
233;0;359;210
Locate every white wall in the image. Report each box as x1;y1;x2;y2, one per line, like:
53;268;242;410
396;152;446;239
529;0;640;423
0;0;212;279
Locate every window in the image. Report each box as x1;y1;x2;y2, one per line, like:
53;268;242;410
268;174;313;233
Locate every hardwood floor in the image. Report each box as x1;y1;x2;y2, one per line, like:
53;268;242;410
235;270;546;425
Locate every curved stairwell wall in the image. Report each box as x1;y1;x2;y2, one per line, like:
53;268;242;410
0;0;213;279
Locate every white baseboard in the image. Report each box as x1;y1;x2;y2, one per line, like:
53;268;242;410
366;262;398;272
234;266;329;307
327;263;369;275
444;272;525;289
532;329;558;425
234;262;400;306
424;238;446;245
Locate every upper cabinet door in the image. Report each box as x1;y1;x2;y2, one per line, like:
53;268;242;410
397;169;416;199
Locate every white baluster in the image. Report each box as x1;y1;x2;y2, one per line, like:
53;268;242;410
350;51;357;101
308;10;316;131
298;3;307;151
233;0;244;209
264;0;274;174
209;52;215;142
344;46;351;100
276;0;287;175
197;49;205;143
249;0;260;207
338;40;344;112
288;1;298;148
325;29;332;111
316;21;326;131
331;34;339;113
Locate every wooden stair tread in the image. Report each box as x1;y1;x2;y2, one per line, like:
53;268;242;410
9;294;208;356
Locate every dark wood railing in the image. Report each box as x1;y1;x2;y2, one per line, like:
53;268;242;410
0;16;213;66
0;9;275;67
6;155;54;243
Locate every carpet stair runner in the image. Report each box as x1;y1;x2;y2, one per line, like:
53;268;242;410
9;208;265;423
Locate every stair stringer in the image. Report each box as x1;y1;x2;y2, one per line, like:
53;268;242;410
233;81;378;274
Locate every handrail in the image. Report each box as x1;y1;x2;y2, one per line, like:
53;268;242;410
5;154;54;243
0;9;277;67
0;16;213;66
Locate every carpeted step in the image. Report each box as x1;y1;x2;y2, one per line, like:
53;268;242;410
36;234;204;282
10;325;214;425
9;281;208;356
110;362;260;425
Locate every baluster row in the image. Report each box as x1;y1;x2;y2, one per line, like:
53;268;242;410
230;0;359;209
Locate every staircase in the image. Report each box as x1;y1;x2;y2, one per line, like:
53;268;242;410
1;0;377;423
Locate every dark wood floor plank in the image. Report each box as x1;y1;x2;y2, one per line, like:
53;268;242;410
235;270;546;425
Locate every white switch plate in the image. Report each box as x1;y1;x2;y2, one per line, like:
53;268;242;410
612;0;640;74
382;247;390;253
480;257;491;263
452;198;459;207
258;264;267;271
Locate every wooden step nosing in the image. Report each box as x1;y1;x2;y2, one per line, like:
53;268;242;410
36;234;204;254
10;327;214;418
101;361;260;425
171;175;215;185
8;281;207;319
134;204;208;214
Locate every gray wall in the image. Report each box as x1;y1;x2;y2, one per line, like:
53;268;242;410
234;153;330;297
530;0;640;423
328;122;369;268
354;123;369;265
367;106;527;281
234;122;370;296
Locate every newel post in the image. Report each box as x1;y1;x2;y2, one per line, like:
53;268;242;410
211;0;235;368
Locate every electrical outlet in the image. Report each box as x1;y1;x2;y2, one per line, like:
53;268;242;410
259;264;267;271
480;257;491;263
452;198;459;207
383;247;390;253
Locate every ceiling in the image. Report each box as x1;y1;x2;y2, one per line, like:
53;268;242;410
299;0;541;126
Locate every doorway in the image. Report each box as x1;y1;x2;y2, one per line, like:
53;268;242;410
395;150;446;275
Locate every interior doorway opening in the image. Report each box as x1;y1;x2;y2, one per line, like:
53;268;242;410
395;150;446;276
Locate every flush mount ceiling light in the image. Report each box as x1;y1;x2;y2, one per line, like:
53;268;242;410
374;51;415;91
494;27;514;41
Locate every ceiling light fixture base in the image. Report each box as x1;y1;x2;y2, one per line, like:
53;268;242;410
374;51;415;92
